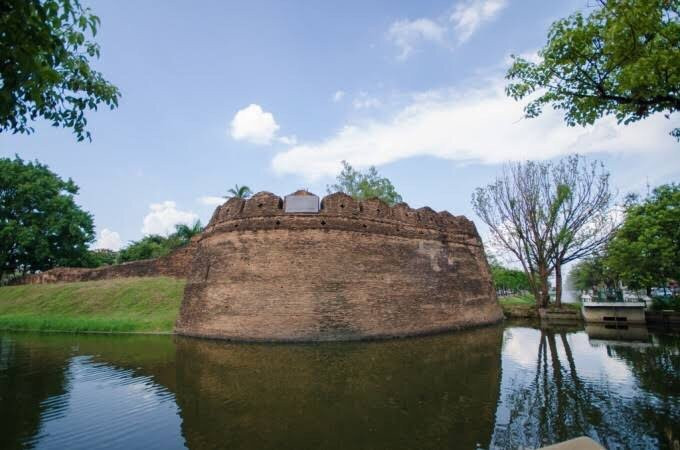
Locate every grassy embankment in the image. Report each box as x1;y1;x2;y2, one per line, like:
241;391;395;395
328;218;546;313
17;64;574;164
0;277;185;333
498;293;581;318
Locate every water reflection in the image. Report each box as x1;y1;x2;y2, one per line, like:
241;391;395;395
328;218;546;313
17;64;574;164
0;334;183;450
173;328;502;450
493;323;680;449
585;323;651;343
0;323;678;449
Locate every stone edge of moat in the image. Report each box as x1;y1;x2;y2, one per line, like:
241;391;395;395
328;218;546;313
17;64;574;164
174;317;506;344
0;316;506;341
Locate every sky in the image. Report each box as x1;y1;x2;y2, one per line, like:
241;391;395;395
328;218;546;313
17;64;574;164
1;0;678;252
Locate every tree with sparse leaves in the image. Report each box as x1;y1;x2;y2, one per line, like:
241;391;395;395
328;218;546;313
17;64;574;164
0;156;95;278
506;0;680;140
547;155;616;306
0;0;120;141
327;160;403;206
472;155;615;308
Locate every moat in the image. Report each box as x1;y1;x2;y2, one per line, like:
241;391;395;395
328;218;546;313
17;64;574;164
1;322;678;449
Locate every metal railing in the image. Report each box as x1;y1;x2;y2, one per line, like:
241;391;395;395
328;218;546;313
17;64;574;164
581;289;646;304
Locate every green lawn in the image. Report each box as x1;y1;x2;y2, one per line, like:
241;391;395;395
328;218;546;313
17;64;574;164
0;277;185;333
498;293;581;319
498;293;536;306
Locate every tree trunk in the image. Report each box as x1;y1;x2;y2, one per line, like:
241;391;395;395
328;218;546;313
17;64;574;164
555;262;563;308
539;265;550;308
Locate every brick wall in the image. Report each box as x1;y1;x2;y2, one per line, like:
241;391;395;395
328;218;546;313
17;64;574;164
176;191;503;341
18;241;197;284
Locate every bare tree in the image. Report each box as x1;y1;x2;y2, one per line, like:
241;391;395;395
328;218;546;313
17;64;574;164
472;155;615;308
472;161;562;307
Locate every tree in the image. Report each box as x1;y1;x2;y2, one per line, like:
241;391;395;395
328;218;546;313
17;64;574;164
117;235;170;263
327;160;403;206
173;221;203;242
82;248;118;268
547;155;616;306
0;156;94;278
490;263;531;296
506;0;680;140
225;184;252;199
0;0;120;141
606;183;680;293
471;155;614;308
117;221;202;263
568;255;616;292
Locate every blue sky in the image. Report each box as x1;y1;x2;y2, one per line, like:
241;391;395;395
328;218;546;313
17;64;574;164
1;0;678;251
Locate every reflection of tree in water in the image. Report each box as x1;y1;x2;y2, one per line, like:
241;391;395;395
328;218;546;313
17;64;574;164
0;333;179;450
608;332;680;449
491;327;679;449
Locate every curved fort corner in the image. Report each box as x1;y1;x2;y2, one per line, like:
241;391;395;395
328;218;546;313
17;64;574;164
176;190;503;342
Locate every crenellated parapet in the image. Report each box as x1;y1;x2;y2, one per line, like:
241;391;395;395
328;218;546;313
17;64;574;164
204;191;480;246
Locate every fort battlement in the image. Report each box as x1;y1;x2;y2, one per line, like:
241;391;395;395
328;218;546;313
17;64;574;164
176;190;503;342
203;191;481;245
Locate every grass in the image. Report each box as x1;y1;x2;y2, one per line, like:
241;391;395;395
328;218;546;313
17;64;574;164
498;293;581;319
498;293;581;308
0;277;185;333
498;293;536;306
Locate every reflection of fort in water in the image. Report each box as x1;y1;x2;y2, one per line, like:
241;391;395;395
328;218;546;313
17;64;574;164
1;324;678;449
0;328;503;450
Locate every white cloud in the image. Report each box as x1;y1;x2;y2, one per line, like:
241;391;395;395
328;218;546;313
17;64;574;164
387;18;447;60
142;201;198;236
198;196;225;207
92;228;122;251
278;135;297;145
230;104;280;145
451;0;507;43
271;77;677;181
353;92;382;110
333;90;345;102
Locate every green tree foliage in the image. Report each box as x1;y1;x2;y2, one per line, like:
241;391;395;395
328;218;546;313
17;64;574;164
0;156;94;278
117;221;202;263
0;0;120;141
606;183;680;292
506;0;680;139
568;255;616;291
82;249;118;268
117;235;172;263
490;264;531;296
327;160;403;206
225;184;252;199
173;221;203;242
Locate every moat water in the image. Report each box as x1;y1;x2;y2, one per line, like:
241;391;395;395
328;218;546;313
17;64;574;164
1;322;678;449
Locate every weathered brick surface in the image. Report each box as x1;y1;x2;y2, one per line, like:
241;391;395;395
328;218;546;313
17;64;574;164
18;241;197;284
177;191;503;341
